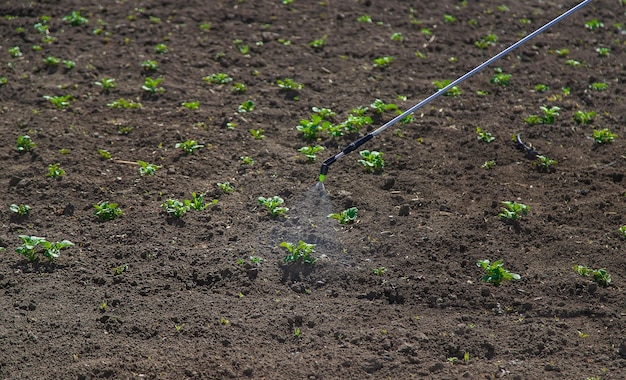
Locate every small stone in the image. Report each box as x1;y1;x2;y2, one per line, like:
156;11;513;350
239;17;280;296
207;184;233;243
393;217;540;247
428;362;444;373
361;358;382;373
398;204;410;216
618;340;626;359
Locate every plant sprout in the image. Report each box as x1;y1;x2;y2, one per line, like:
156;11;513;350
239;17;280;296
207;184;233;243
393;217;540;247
592;128;617;144
574;265;611;287
573;110;595;125
310;35;327;49
217;182;235;194
474;33;497;49
63;11;88;26
249;129;264;140
328;207;358;224
589;82;608;91
161;199;190;218
298;145;325;161
433;79;461;96
477;259;520;286
175;140;203;155
142;77;165;94
476;127;495;142
618;225;626;238
240;156;254;165
358;150;384;172
490;68;511;86
596;47;610;57
481;160;496;169
534;84;549;92
107;98;142;109
370;99;399;114
137;161;159;176
16;235;74;262
43;56;61;66
17;135;36;153
93;201;123;221
258;196;288;217
231;82;247;94
533;155;558;172
297;115;330;140
276;78;303;90
141;60;159;71
373;56;394;68
238;100;255;113
95;78;117;92
155;43;167;54
499;201;529;220
46;163;65;178
280;240;317;265
584;18;604;30
44;95;72;109
9;204;31;216
9;46;22;57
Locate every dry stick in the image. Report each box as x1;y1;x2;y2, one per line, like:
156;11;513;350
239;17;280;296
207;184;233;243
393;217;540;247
319;0;593;182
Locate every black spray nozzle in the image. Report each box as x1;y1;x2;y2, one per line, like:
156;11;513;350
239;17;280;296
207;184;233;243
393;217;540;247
319;133;374;182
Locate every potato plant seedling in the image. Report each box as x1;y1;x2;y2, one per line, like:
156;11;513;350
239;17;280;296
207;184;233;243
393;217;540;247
16;235;74;262
358;150;384;173
175;140;203;155
280;240;317;265
16;135;36;153
477;259;520;286
258;196;288;218
574;265;611;287
499;201;529;221
9;204;31;216
328;207;358;224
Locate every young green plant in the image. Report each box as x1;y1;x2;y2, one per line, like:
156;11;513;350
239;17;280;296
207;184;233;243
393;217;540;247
477;259;520;286
93;201;123;221
258;196;288;217
574;265;611;287
328;207;358;224
499;201;529;221
358;150;384;173
280;240;317;265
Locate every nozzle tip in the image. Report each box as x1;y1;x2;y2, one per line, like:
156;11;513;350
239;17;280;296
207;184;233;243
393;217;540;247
319;174;326;183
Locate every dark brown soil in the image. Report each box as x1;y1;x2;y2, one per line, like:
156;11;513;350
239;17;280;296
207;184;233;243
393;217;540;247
1;0;625;379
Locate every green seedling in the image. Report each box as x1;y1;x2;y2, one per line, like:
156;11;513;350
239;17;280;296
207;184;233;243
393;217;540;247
280;240;317;265
258;196;288;217
240;156;254;165
476;127;495;142
231;82;247;94
180;101;199;110
357;14;372;23
0;77;6;85
333;113;372;135
249;129;265;140
188;192;216;211
596;47;610;57
565;59;582;67
420;28;432;35
175;140;204;155
358;150;384;173
573;110;595;125
97;149;111;159
141;60;159;71
199;22;211;30
44;95;72;109
585;18;604;30
297;114;331;140
618;225;626;238
95;78;117;92
370;99;399;115
589;82;608;91
373;56;394;68
154;43;167;54
499;201;529;220
574;265;611;287
555;48;569;57
312;106;336;119
43;56;61;66
111;264;128;275
142;77;165;94
276;78;303;90
310;35;327;49
63;60;76;69
161;199;190;218
137;161;159;176
592;128;617;144
490;68;511;86
474;33;497;49
46;163;65;178
204;74;231;85
16;235;73;262
533;155;558;172
17;135;36;153
371;267;387;276
93;201;123;221
525;106;560;125
9;46;22;57
9;204;31;216
433;79;461;96
63;11;88;26
481;160;496;169
298;145;325;161
238;100;255;113
534;83;549;92
107;98;142;109
390;32;403;42
217;182;235;194
294;327;302;337
328;207;358;224
233;39;249;54
443;14;457;23
477;259;520;286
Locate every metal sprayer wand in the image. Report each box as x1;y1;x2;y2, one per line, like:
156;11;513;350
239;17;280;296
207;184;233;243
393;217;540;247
319;0;592;182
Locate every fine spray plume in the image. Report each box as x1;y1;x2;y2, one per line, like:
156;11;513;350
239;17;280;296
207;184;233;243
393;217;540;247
318;0;592;183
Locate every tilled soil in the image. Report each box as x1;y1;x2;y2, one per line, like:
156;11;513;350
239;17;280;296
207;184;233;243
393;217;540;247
1;0;625;379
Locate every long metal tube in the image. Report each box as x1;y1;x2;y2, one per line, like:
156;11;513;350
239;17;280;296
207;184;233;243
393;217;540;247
319;0;592;182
